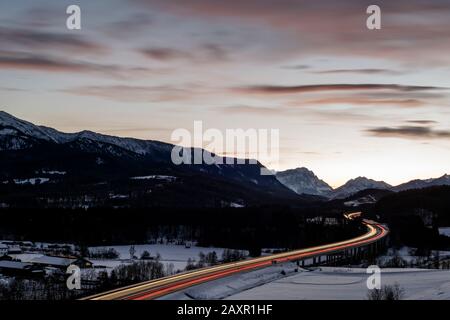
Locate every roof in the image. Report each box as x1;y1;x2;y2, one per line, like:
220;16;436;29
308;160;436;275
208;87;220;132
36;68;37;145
0;244;8;249
0;261;32;270
30;256;76;267
8;253;43;263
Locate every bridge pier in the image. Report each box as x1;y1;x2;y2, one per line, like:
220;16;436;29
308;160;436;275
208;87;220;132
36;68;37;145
296;234;385;268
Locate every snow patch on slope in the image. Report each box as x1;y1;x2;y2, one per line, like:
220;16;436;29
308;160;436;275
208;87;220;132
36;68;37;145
160;262;301;300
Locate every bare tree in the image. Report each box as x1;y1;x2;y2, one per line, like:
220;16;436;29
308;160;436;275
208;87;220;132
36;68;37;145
129;245;136;260
367;283;405;300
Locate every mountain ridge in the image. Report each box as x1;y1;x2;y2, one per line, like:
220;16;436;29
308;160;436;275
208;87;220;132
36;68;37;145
276;167;449;199
2;111;449;204
0;111;309;208
275;167;333;197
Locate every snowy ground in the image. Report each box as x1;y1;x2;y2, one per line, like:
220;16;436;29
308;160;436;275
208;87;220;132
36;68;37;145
160;262;301;300
3;241;244;277
8;253;43;262
160;263;450;300
226;267;450;300
439;228;450;237
89;244;231;272
376;246;450;266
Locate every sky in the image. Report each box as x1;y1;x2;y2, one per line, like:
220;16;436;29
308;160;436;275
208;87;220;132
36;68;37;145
1;0;450;187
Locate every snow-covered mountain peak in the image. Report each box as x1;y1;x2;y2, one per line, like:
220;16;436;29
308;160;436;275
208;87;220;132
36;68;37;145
0;110;174;155
331;177;392;199
0;111;59;142
276;167;333;197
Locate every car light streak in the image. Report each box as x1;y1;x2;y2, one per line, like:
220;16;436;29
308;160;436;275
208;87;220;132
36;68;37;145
84;213;388;300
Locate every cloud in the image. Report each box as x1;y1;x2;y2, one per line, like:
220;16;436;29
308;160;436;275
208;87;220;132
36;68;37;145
218;88;439;117
0;87;28;92
102;13;153;38
218;99;423;116
19;6;67;28
64;85;193;102
290;96;427;108
235;84;445;95
101;127;174;136
366;126;450;139
218;105;281;115
201;43;228;61
281;64;310;70
140;48;192;61
0;51;96;72
303;97;425;108
312;69;403;75
0;51;162;78
132;0;450;66
140;43;228;62
406;120;438;125
0;27;106;54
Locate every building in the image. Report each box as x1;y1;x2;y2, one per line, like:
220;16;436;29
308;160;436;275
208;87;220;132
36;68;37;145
0;244;8;256
73;257;93;269
30;255;92;269
0;255;13;261
0;261;44;277
7;246;22;254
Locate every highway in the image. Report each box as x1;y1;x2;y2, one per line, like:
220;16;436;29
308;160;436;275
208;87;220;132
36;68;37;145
85;212;388;300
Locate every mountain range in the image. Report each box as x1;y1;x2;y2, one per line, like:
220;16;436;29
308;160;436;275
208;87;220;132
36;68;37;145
275;167;333;197
0;111;306;208
276;167;450;199
1;111;448;207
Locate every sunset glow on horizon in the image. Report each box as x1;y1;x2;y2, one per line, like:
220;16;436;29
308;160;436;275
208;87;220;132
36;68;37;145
1;0;449;187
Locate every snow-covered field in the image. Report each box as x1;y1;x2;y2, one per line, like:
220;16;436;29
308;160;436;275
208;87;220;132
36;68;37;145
376;246;450;266
226;267;450;300
89;244;230;272
160;264;450;300
439;228;450;237
2;240;241;275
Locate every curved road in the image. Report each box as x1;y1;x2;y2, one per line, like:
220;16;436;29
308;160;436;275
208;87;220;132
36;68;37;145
85;212;388;300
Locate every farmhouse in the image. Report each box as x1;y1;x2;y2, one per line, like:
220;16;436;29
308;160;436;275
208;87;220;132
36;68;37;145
0;244;8;256
7;246;22;254
30;256;92;269
0;261;44;277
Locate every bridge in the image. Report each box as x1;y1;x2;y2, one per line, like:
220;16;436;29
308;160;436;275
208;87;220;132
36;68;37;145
84;212;388;300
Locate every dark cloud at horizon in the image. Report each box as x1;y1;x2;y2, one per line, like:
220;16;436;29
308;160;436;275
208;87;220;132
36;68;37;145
406;120;438;125
312;69;403;75
102;13;154;38
0;51;162;79
0;27;106;54
217;105;281;115
140;47;191;61
366;125;450;140
139;43;229;63
281;64;310;70
235;84;446;95
64;84;194;102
